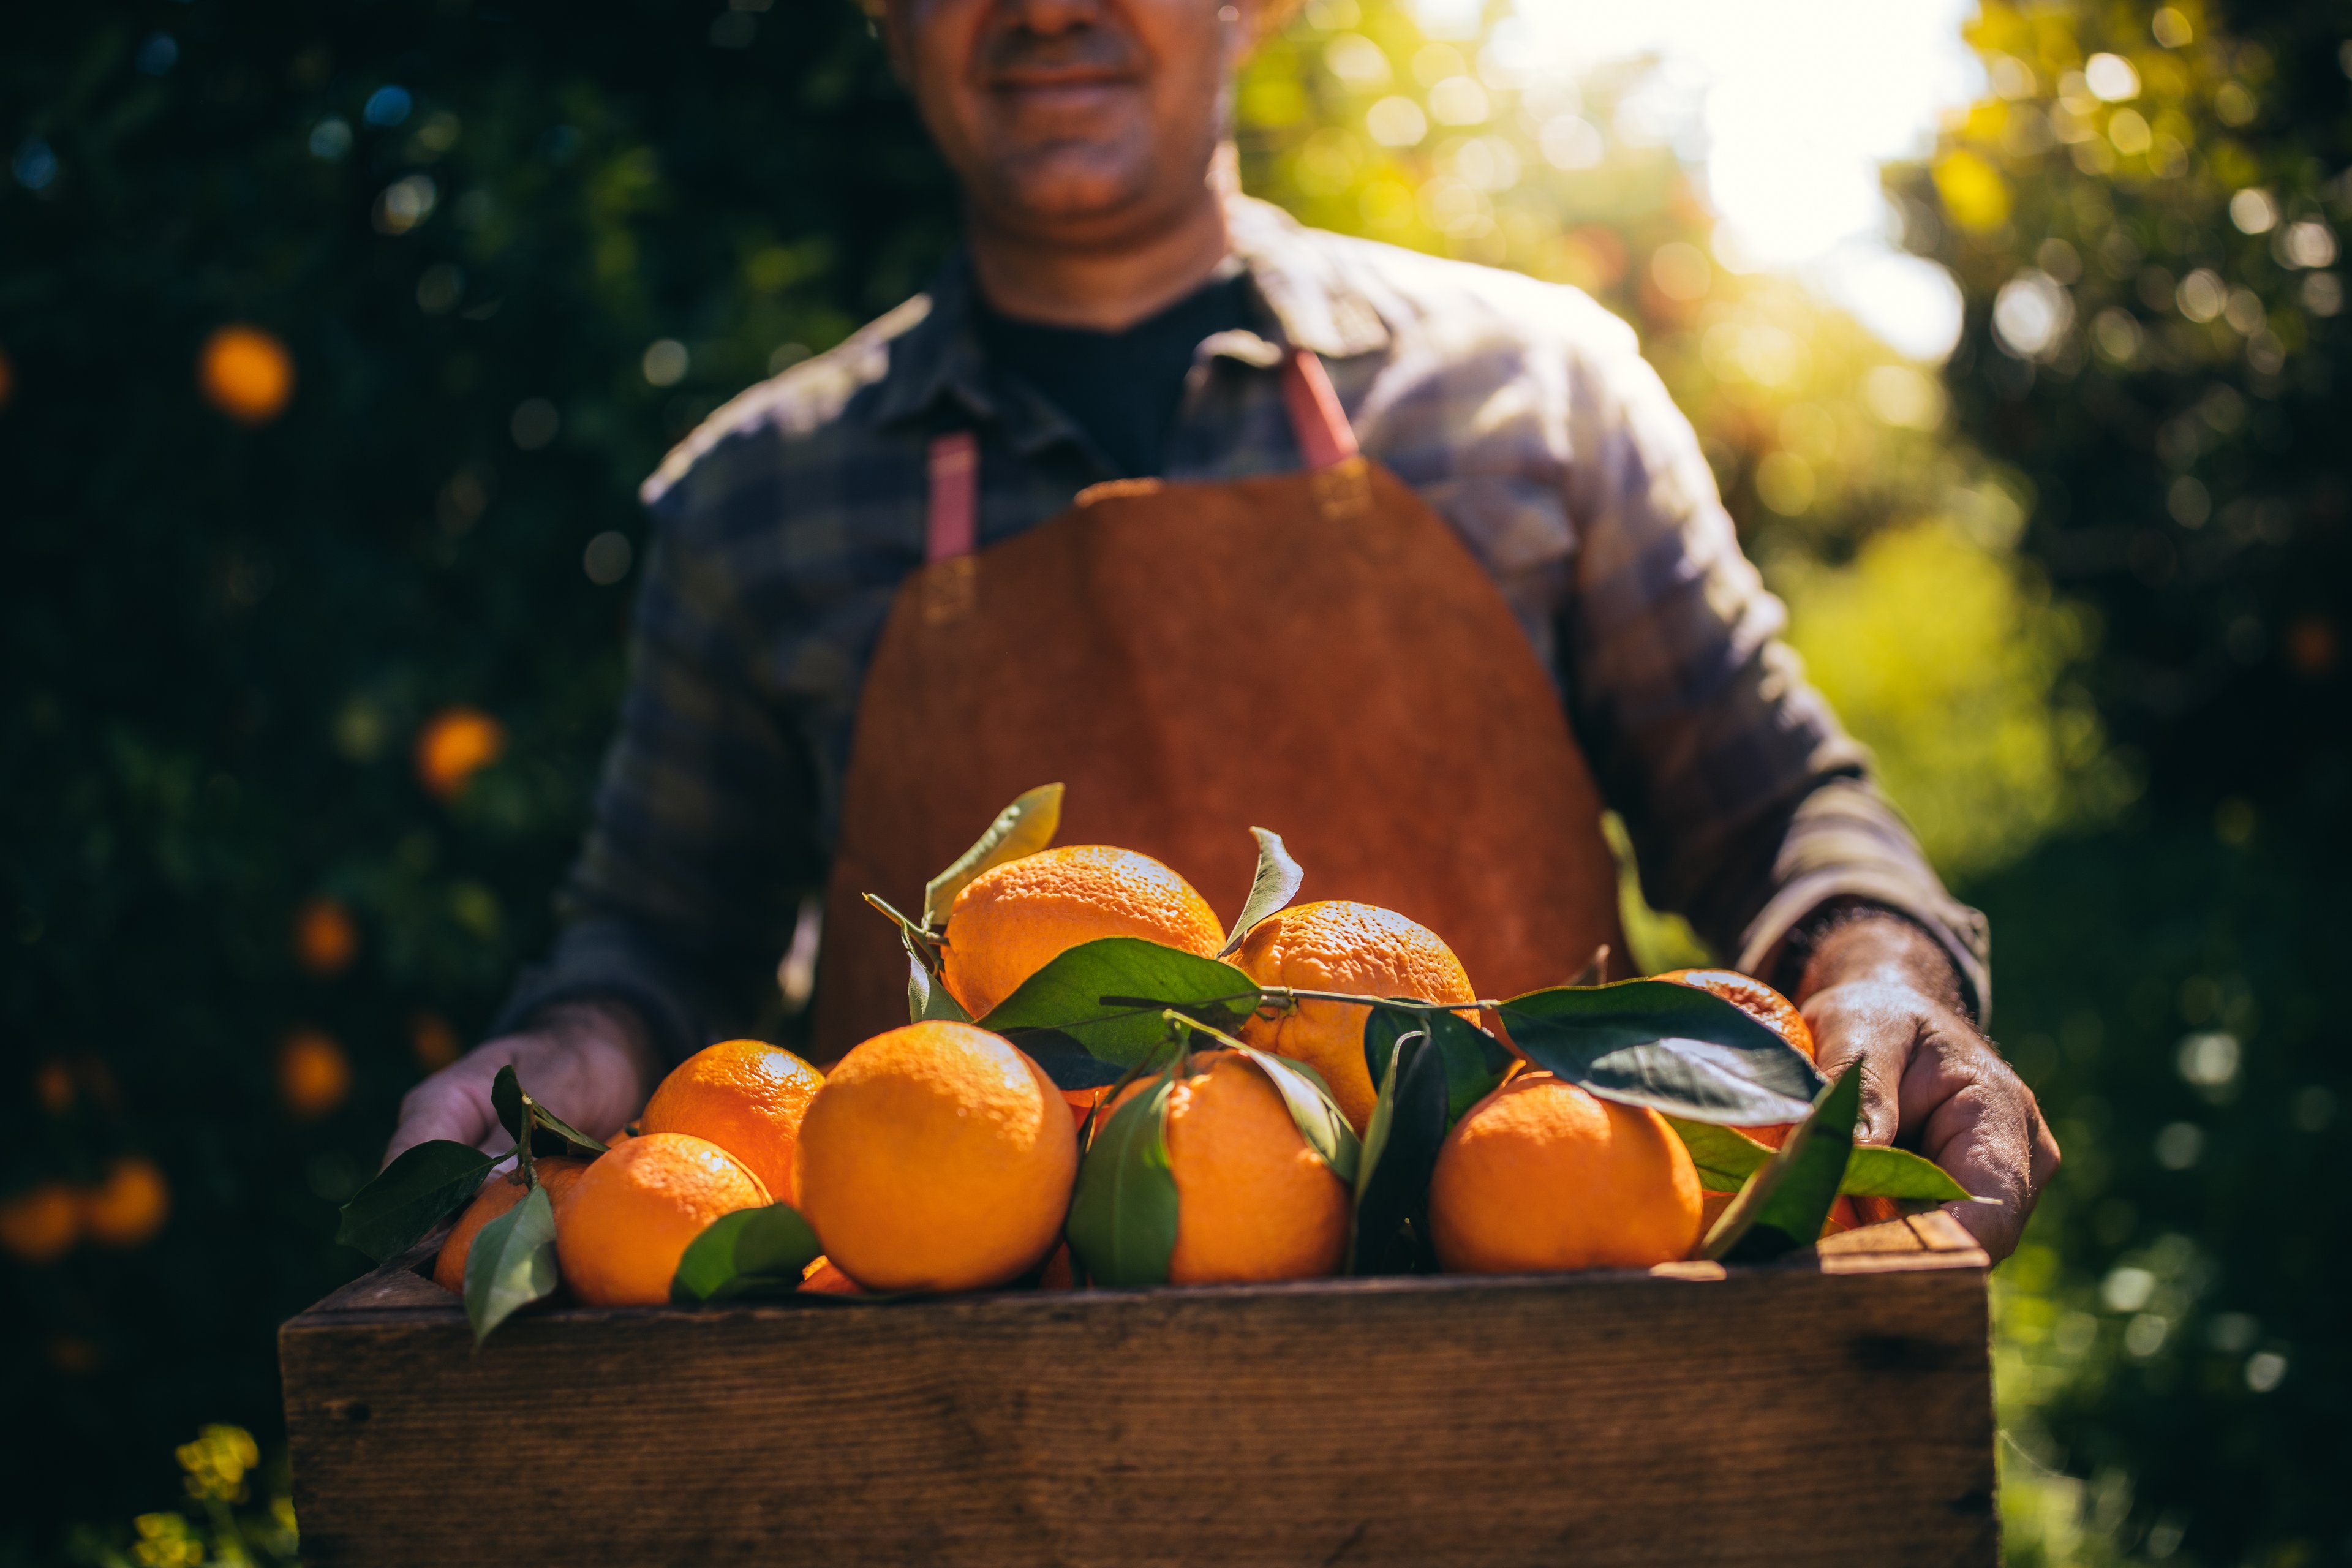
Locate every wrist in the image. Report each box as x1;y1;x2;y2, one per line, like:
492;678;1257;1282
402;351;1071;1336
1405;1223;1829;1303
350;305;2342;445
533;998;661;1100
1784;900;1968;1016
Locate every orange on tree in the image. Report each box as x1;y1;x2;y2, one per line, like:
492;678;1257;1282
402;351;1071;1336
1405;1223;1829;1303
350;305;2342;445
793;1020;1075;1292
431;1158;589;1294
555;1136;767;1306
1656;967;1867;1234
940;845;1223;1020
1428;1071;1703;1273
1235;900;1476;1133
0;1183;82;1264
638;1039;824;1204
1100;1050;1349;1283
81;1156;172;1248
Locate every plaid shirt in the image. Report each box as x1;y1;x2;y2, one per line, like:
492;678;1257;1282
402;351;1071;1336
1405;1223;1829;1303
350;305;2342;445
497;195;1989;1059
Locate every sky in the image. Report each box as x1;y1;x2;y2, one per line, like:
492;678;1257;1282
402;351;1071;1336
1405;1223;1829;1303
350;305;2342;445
1450;0;1988;360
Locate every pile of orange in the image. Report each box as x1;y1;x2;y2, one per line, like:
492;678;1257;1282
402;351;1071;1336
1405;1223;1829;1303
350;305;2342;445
432;1037;821;1306
430;840;1842;1307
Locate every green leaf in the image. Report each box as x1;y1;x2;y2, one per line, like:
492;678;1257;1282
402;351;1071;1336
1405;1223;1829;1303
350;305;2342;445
979;937;1257;1065
1217;827;1305;957
1700;1065;1862;1263
1232;1044;1360;1185
462;1185;558;1347
1348;1030;1448;1276
1664;1116;1776;1193
1498;979;1823;1125
333;1140;496;1262
1363;1005;1512;1127
671;1204;826;1303
1841;1144;1977;1204
922;782;1063;930
905;948;971;1024
489;1064;608;1161
1064;1072;1178;1287
1670;1114;1978;1205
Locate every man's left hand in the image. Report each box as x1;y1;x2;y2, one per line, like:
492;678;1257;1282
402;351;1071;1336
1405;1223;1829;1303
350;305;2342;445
1790;907;2060;1261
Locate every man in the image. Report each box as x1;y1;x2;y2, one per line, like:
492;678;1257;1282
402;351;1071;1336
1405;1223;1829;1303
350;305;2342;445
387;0;2057;1257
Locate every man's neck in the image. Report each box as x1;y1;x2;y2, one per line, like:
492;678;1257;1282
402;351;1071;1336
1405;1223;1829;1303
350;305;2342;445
965;187;1232;333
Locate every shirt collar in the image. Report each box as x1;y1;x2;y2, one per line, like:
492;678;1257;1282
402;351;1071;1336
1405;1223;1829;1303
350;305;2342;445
872;194;1390;435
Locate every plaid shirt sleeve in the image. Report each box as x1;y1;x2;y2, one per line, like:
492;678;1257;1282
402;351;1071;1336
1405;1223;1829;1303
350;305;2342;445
1555;312;1991;1014
491;458;835;1060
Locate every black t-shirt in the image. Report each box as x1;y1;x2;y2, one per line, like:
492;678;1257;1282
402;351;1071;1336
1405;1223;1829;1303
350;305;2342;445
972;271;1256;479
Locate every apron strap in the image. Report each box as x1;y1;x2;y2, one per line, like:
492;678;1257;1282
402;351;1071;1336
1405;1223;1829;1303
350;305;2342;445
925;431;979;565
921;347;1358;564
1280;347;1360;471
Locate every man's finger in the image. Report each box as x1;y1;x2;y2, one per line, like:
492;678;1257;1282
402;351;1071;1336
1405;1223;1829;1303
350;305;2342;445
381;1075;497;1168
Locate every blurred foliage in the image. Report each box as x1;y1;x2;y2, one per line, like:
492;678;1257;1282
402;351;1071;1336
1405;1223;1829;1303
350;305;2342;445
2;0;2345;1564
1887;0;2350;1562
61;1426;296;1568
1238;0;2128;883
1;0;947;1553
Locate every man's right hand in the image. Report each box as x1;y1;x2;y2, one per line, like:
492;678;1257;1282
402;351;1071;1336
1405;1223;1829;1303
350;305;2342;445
382;1000;662;1169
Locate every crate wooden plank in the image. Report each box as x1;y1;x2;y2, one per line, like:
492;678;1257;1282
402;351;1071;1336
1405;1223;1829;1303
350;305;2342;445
283;1219;1994;1567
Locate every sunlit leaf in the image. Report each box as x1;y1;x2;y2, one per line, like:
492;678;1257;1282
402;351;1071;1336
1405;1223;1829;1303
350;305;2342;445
671;1204;826;1303
1232;1044;1360;1185
1700;1065;1861;1263
1218;827;1305;957
1664;1116;1775;1193
1064;1072;1178;1287
921;782;1063;930
1842;1144;1978;1204
463;1185;557;1347
906;948;971;1024
334;1140;495;1262
979;937;1256;1065
1499;979;1822;1124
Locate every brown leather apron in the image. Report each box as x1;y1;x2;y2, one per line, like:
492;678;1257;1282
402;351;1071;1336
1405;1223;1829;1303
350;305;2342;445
810;347;1625;1060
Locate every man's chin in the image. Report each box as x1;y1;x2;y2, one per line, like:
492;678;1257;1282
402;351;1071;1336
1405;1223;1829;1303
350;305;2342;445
981;149;1167;236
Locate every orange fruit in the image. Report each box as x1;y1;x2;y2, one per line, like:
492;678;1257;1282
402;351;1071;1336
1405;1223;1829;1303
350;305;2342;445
198;324;295;424
1656;968;1864;1234
415;706;504;801
638;1039;824;1204
1428;1072;1702;1273
277;1030;351;1118
1235;901;1476;1133
940;845;1223;1020
555;1136;769;1306
0;1183;82;1264
431;1158;589;1294
1098;1051;1349;1284
81;1156;172;1248
793;1021;1075;1292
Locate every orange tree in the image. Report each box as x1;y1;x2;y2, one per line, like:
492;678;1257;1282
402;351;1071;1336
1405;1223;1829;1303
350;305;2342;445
1889;1;2349;1561
1;0;947;1550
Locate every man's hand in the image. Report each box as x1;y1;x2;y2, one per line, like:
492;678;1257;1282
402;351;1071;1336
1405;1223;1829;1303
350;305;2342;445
382;1000;662;1169
1790;906;2060;1262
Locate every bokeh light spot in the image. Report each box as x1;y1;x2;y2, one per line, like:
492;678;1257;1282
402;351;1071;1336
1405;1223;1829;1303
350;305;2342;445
278;1030;352;1119
293;897;358;976
415;706;505;800
198;325;295;424
82;1158;170;1249
583;530;635;585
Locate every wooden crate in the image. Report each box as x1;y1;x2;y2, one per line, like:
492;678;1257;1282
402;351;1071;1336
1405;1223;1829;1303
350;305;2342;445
280;1213;1994;1566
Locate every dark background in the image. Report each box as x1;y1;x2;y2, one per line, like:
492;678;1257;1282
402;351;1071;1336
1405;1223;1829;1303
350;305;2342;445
2;1;2345;1562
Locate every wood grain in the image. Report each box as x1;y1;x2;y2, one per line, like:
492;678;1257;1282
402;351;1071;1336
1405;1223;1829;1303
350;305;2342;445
283;1221;1994;1566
